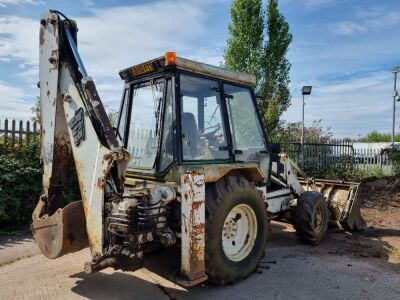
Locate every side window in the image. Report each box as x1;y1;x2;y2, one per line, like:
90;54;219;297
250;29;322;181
180;74;229;160
224;84;265;161
127;79;164;169
117;89;129;143
159;79;174;170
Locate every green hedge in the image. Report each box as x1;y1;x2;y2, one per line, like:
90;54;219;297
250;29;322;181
383;146;400;175
0;140;42;227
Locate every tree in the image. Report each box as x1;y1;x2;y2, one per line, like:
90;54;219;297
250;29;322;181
224;0;292;134
31;98;118;126
260;0;293;132
356;130;400;143
104;106;119;127
274;119;333;144
31;97;41;124
224;0;264;89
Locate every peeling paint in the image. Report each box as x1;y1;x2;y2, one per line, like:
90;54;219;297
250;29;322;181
179;172;207;283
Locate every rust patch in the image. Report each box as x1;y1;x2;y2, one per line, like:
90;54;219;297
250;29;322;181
39;26;45;47
45;134;71;214
180;172;206;281
51;49;59;60
191;200;202;211
97;176;106;188
187;221;205;279
50;15;57;33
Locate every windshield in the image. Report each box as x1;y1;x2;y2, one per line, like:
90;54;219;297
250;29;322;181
126;78;164;169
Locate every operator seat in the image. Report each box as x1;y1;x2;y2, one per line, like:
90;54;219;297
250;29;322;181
182;112;199;159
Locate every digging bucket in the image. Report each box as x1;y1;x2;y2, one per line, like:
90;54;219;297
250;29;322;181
299;178;365;230
31;196;89;259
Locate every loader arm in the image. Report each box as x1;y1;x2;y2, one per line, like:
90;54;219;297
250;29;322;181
266;153;364;230
31;11;130;259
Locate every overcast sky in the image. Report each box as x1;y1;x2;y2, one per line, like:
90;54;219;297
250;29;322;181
0;0;399;138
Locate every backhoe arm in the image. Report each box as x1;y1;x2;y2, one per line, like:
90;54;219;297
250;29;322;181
31;11;129;259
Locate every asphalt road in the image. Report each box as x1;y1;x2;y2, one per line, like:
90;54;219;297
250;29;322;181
1;222;399;300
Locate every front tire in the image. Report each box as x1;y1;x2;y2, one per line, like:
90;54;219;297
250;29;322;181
294;191;329;245
205;176;267;285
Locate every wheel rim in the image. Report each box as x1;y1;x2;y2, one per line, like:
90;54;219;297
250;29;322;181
313;204;325;232
221;204;258;262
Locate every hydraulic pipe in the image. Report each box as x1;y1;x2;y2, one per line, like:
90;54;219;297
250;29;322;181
64;27;88;78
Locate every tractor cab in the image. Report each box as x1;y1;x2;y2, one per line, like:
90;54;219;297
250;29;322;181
117;52;269;179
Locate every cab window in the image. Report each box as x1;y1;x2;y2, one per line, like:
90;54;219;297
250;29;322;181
126;78;164;169
180;74;229;161
117;89;129;143
159;79;174;170
224;84;265;161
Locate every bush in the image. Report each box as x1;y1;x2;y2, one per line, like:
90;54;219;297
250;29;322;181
382;146;400;175
0;140;42;227
304;165;386;181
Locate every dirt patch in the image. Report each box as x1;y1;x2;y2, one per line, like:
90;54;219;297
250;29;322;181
360;176;400;231
320;176;400;269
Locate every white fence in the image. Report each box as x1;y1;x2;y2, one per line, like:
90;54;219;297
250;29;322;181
353;148;392;174
287;139;394;174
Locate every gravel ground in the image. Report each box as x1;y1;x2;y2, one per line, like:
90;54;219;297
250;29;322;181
1;221;399;300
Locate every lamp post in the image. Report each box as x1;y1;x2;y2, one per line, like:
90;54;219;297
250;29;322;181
301;86;312;167
392;66;400;146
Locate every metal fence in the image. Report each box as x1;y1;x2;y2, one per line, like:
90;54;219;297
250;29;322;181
283;138;392;174
0;119;394;174
353;148;392;173
126;125;155;165
0;119;40;145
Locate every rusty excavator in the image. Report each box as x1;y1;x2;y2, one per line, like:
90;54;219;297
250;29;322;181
31;11;364;286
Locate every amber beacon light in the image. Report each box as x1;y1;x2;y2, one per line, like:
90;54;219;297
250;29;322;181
165;52;177;65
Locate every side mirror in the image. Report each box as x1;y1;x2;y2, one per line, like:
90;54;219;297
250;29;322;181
270;143;281;154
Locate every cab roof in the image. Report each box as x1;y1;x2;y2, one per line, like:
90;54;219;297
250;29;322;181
119;52;256;87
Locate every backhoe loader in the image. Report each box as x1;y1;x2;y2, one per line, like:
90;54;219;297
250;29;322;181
31;11;364;286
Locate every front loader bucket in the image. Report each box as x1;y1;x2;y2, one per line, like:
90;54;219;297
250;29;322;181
299;179;365;230
31;199;89;259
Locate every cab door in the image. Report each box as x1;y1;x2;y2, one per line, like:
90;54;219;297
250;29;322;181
223;84;267;162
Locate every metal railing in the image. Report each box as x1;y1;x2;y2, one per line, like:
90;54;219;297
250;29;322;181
282;138;392;174
0;119;40;145
0;119;394;174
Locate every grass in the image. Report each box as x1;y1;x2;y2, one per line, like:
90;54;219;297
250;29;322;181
386;246;400;260
0;254;35;267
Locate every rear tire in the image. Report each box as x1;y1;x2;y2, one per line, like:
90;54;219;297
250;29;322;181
205;176;267;285
294;191;329;245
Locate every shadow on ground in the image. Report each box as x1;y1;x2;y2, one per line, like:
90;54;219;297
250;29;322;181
269;221;400;273
0;234;34;250
68;221;400;299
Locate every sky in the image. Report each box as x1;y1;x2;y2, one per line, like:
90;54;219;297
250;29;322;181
0;0;399;138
